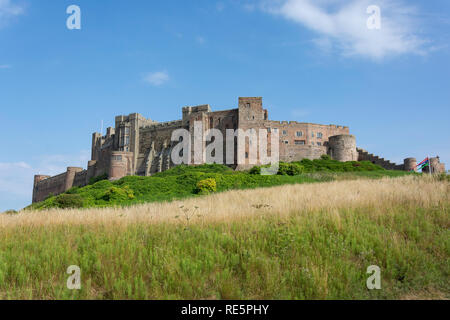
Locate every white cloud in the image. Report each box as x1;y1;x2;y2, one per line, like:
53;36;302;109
143;71;170;86
261;0;428;60
0;64;11;69
0;0;24;27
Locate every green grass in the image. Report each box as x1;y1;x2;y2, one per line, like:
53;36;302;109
29;161;411;210
1;204;448;299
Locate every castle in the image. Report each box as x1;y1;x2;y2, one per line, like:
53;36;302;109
32;97;446;203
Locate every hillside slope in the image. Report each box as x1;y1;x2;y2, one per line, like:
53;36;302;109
2;175;449;299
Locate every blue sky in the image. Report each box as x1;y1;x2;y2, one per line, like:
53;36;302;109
0;0;449;211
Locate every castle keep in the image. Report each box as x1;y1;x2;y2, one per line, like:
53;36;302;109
32;97;446;203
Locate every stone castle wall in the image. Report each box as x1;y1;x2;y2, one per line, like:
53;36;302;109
32;168;85;203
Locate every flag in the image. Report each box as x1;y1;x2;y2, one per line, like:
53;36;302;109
414;158;430;171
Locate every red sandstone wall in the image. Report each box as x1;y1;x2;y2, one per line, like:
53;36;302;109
33;172;67;203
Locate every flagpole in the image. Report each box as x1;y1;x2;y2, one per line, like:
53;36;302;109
428;155;432;175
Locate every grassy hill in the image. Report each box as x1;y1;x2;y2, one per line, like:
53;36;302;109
28;159;410;210
1;175;448;299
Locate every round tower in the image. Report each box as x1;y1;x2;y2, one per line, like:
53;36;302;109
328;135;357;162
109;151;133;181
404;158;417;172
64;167;83;191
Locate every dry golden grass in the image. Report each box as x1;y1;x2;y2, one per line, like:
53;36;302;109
0;174;448;299
2;175;448;228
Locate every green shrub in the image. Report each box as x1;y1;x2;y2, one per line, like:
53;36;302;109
196;178;217;194
278;162;304;176
101;186;135;202
54;194;84;209
249;166;261;175
321;154;331;161
66;186;80;194
89;173;108;185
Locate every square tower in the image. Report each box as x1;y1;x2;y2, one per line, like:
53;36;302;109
238;97;267;125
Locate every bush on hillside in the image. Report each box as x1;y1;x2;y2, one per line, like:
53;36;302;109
66;186;80;194
196;178;217;195
89;173;108;185
54;194;84;209
278;162;304;176
249;166;261;175
100;186;135;202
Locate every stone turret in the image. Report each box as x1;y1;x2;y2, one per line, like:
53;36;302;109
328;135;358;162
404;158;417;172
64;167;83;192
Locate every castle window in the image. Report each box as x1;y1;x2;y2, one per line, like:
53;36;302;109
246;103;250;108
295;140;305;145
296;131;303;137
283;130;287;135
267;128;271;133
311;132;315;138
210;117;214;129
125;136;130;145
125;127;130;135
245;152;249;158
317;142;322;146
284;140;289;144
317;132;323;139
